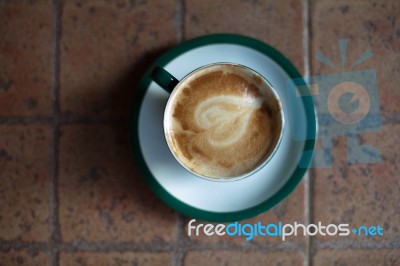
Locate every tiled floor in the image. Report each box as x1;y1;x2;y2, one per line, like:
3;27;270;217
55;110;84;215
0;0;399;266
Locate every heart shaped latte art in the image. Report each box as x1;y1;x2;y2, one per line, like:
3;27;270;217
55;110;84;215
194;95;263;147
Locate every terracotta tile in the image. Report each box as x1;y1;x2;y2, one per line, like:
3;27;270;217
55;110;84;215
184;250;303;266
0;250;49;266
59;252;171;266
185;0;304;73
0;0;52;116
312;124;400;240
185;180;305;244
0;125;51;241
311;0;400;117
60;0;177;117
58;124;177;242
313;249;400;266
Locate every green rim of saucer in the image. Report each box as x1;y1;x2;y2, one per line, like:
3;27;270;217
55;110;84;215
129;34;316;222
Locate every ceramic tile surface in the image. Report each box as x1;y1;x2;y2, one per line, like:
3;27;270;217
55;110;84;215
0;0;399;265
59;252;171;266
185;0;305;73
58;124;177;243
59;0;177;117
310;0;400;263
184;250;303;266
0;125;51;241
0;0;52;116
0;250;49;266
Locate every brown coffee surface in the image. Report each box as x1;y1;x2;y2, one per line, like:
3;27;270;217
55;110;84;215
165;65;282;178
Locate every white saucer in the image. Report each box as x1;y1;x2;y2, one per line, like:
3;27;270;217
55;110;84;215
129;34;316;222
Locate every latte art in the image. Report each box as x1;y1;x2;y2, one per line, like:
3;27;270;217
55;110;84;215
194;95;262;147
165;64;282;179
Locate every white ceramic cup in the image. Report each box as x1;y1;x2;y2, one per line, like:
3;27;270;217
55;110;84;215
151;63;284;181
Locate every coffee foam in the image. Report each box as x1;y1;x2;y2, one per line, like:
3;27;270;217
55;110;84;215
165;65;282;178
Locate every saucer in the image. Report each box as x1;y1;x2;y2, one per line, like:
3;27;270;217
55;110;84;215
129;34;316;222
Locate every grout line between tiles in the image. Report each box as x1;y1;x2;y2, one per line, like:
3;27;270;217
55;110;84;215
49;125;61;265
302;0;312;265
0;241;49;251
0;116;128;124
2;238;400;252
3;114;400;125
175;0;185;43
0;116;53;124
302;0;311;79
313;239;400;249
173;215;186;266
380;115;400;124
0;240;301;252
50;0;62;265
51;0;61;117
304;172;312;266
56;242;174;252
174;241;305;252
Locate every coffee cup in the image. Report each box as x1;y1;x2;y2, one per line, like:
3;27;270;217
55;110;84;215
151;63;284;181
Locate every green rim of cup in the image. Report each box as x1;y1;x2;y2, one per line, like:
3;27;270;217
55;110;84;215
129;34;316;222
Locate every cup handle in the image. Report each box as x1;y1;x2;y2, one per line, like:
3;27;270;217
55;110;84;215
151;66;179;94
